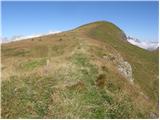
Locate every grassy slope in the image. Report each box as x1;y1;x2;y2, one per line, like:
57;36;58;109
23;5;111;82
84;21;159;102
1;21;159;118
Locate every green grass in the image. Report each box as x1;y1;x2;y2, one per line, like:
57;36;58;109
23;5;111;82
1;75;56;118
20;58;46;70
71;53;98;85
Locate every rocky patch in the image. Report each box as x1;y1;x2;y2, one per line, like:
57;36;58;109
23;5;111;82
103;52;134;83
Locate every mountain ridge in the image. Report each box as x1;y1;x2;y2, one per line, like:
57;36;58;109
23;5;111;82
2;21;158;51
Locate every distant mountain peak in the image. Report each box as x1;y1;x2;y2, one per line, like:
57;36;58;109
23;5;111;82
127;36;159;51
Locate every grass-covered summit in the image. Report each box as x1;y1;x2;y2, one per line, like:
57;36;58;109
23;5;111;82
1;21;159;118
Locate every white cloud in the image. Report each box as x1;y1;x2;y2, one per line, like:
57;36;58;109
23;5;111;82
1;37;9;43
127;36;159;51
47;30;61;35
1;30;61;43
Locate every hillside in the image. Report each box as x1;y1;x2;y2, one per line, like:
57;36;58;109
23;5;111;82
1;21;159;118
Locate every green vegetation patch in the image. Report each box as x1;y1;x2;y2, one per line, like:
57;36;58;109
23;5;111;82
71;53;98;85
1;75;56;118
20;58;46;70
71;53;89;66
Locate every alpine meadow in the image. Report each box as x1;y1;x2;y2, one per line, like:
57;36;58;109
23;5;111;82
1;1;159;119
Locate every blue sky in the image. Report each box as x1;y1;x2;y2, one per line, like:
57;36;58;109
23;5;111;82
2;1;159;42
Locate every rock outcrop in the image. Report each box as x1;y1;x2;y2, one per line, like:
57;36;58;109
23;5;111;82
103;52;134;83
117;61;134;82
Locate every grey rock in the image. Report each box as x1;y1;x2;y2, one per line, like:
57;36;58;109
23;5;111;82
118;61;134;83
103;52;134;83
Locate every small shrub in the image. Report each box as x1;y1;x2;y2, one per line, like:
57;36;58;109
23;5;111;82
101;65;108;72
59;38;62;41
96;74;106;88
